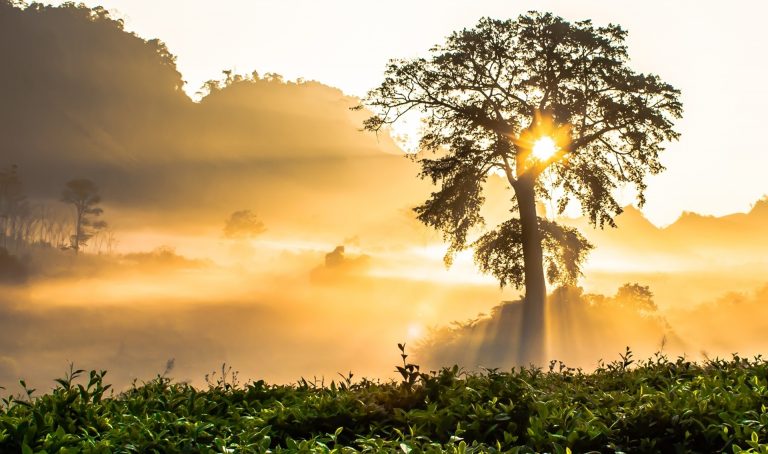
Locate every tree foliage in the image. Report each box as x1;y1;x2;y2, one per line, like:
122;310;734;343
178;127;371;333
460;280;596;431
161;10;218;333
613;282;657;313
364;12;682;288
223;210;266;239
474;217;592;288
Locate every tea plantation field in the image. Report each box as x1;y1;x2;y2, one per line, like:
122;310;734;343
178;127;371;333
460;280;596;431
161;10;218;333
2;348;768;453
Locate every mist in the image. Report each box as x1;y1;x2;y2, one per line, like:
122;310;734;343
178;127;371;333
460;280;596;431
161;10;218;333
2;1;768;395
0;242;510;391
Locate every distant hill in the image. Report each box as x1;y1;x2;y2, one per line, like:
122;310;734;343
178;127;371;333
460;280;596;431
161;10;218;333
0;1;189;167
0;1;427;242
554;199;768;311
562;198;768;269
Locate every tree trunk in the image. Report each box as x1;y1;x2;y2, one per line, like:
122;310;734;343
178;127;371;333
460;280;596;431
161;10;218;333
514;176;547;366
73;206;82;255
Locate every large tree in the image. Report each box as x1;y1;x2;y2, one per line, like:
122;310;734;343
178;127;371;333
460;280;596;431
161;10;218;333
363;12;682;364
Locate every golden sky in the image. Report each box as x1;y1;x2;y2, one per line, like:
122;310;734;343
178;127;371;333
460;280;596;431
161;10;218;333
3;0;767;390
43;0;768;226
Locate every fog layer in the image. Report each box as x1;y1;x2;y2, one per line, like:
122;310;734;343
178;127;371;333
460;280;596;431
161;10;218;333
1;2;767;392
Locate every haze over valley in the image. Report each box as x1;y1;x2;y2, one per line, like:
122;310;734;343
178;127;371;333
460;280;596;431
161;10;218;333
1;1;767;393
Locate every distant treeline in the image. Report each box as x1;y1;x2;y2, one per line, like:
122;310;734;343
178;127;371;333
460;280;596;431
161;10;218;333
0;164;113;255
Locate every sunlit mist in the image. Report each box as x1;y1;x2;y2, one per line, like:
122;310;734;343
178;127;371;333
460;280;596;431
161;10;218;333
407;323;426;340
1;0;768;396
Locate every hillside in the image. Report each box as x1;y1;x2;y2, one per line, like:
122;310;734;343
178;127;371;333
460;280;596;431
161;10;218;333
563;199;768;267
0;1;427;243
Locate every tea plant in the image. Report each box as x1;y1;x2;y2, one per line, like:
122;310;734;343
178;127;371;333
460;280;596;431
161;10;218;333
2;349;768;452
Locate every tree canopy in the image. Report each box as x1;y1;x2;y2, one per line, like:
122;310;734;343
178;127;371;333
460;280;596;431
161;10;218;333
364;11;682;364
223;210;266;239
364;11;682;289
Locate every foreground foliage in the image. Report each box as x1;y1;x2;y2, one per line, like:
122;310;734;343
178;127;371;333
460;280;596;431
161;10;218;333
3;349;768;453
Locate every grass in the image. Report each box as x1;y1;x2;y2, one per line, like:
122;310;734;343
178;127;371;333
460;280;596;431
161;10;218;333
2;346;768;453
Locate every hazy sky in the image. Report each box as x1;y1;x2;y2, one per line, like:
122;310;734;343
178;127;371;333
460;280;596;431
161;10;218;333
42;0;768;225
5;0;768;388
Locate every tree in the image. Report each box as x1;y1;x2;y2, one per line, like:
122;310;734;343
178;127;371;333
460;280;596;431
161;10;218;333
363;12;682;364
61;179;106;254
0;164;29;250
223;210;266;239
614;283;657;314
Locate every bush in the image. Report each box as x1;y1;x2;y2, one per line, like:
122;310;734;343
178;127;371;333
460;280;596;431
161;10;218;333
2;351;768;452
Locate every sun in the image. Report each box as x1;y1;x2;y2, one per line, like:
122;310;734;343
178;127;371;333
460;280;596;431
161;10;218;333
532;136;558;161
407;322;425;340
513;112;571;169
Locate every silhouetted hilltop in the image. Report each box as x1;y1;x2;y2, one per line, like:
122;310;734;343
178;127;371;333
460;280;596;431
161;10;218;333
0;1;425;240
0;1;189;169
563;197;768;265
195;76;401;159
663;198;768;249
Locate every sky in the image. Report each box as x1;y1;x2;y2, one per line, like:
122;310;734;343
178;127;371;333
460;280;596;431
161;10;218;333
43;0;768;226
3;0;768;389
